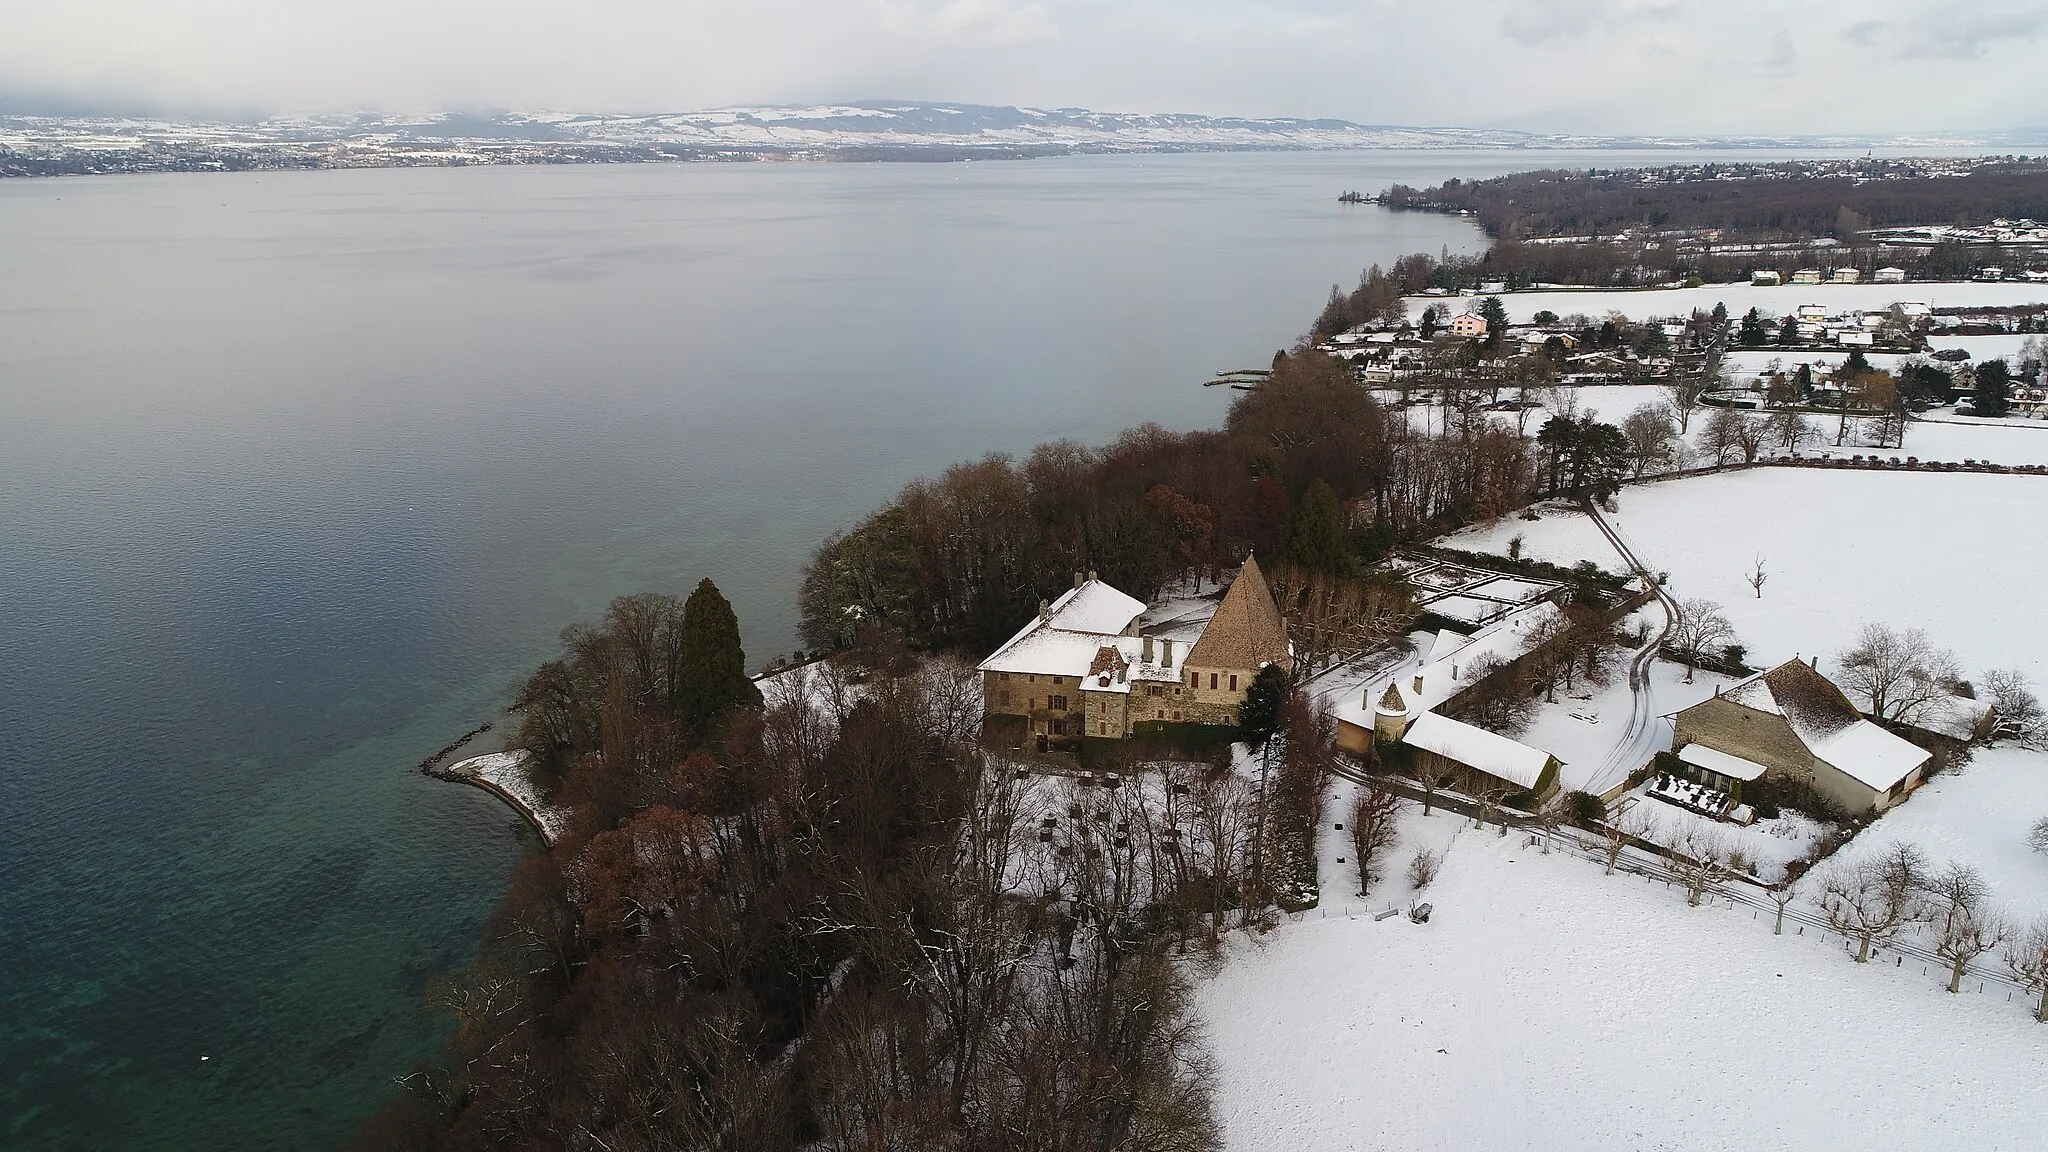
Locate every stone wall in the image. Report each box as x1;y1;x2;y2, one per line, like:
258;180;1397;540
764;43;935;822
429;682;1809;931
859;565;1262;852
982;670;1085;736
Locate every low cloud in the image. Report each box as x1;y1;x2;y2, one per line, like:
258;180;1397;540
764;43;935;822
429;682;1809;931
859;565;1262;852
1901;11;2046;59
1499;0;1679;44
1840;19;1888;46
877;0;1059;44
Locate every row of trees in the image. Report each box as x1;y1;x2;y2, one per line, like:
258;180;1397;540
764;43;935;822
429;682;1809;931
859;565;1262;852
799;348;1551;659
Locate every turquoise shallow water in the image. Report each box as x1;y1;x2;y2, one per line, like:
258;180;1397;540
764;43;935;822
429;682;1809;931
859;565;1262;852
0;148;1799;1150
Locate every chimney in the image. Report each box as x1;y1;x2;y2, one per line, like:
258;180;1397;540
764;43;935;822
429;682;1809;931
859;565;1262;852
1038;598;1051;621
1452;662;1459;681
1412;674;1425;695
1074;571;1084;589
1088;568;1098;583
1162;638;1175;666
1811;656;1819;671
1143;636;1155;663
1715;684;1721;697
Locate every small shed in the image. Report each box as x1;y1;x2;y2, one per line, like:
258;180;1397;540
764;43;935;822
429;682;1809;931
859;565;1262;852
1402;711;1560;801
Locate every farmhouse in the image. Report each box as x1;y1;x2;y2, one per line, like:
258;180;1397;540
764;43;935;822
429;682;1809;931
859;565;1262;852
978;557;1290;743
1669;659;1932;814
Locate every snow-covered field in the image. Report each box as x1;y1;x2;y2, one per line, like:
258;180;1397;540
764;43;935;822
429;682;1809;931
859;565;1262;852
1834;747;2048;918
1449;280;2048;325
1445;469;2048;684
1202;812;2048;1152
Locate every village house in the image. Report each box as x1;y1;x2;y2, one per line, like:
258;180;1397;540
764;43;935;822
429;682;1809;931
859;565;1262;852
977;557;1291;744
1447;313;1490;339
1669;659;1932;815
1751;270;1783;286
1874;267;1908;284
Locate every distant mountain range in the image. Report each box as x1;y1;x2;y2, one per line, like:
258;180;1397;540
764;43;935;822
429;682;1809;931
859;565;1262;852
6;101;2047;177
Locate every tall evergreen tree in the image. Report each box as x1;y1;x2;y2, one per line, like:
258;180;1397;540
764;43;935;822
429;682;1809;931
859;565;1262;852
1280;480;1356;579
1974;360;2013;418
674;578;762;738
1238;665;1290;746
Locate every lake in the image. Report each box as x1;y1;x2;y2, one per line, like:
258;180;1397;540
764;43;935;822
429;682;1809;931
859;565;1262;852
0;147;1806;1150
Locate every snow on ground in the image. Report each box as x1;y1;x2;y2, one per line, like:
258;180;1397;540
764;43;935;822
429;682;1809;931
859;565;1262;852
1199;814;2048;1152
1514;659;1737;794
1444;469;2048;684
450;750;569;841
1446;280;2048;325
1609;788;1830;884
1317;776;1470;913
1832;746;2048;919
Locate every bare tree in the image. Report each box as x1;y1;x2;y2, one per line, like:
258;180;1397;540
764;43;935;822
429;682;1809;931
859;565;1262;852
2004;917;2048;1023
1600;803;1656;875
1925;862;2007;993
1621;402;1678;477
1698;404;1748;465
1984;668;2047;750
1667;598;1737;682
1765;408;1818;455
1348;782;1403;898
1745;554;1768;599
1767;880;1799;934
1669;825;1735;907
1405;848;1441;892
1662;371;1707;433
1811;842;1927;962
1835;623;1963;726
2030;816;2048;856
1413;754;1459;818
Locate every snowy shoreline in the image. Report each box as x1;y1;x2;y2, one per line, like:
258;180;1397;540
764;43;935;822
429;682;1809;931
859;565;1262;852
435;750;568;844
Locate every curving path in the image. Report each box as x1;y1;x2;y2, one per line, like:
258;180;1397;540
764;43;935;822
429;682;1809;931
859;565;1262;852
1582;498;1681;795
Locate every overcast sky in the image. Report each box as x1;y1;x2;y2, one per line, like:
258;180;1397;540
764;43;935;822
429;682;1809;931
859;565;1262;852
6;0;2046;134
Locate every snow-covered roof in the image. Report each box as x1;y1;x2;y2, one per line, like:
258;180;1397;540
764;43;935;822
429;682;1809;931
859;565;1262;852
979;578;1147;677
1333;601;1563;732
1678;743;1768;783
1809;721;1931;792
1044;580;1146;635
1402;711;1554;791
1717;661;1930;792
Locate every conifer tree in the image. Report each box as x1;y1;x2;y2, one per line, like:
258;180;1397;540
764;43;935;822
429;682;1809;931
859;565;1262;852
675;577;762;738
1280;480;1356;579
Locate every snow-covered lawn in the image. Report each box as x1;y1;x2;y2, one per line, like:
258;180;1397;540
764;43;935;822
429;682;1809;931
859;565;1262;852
1513;657;1738;795
1833;746;2048;919
1445;469;2048;684
1200;815;2048;1152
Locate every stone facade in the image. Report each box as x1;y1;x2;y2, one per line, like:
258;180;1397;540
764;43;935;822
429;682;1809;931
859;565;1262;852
977;556;1291;742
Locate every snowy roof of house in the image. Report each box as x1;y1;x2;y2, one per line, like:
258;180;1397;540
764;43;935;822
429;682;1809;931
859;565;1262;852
1333;601;1563;732
978;578;1147;678
1426;628;1472;663
1044;580;1146;635
1715;661;1931;792
1678;743;1768;783
1402;712;1554;791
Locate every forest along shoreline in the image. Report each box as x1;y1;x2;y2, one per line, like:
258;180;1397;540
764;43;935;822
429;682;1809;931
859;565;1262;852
381;156;2048;1151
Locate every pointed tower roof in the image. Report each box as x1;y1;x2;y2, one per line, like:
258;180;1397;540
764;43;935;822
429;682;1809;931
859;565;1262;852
1376;682;1409;715
1186;554;1292;672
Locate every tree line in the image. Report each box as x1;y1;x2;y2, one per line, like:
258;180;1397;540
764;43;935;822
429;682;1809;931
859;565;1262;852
797;347;1556;661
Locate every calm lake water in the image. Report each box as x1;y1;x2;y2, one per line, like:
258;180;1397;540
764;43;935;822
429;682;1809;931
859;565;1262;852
0;148;1811;1150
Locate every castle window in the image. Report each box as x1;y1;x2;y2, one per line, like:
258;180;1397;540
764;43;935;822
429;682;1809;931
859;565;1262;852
1099;722;1107;736
1230;675;1239;691
1052;676;1064;685
1048;694;1068;711
1210;673;1218;690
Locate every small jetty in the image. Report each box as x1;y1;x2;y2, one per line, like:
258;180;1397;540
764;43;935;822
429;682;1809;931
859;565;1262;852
1205;368;1271;390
